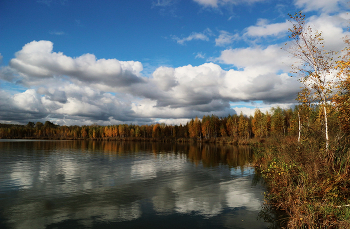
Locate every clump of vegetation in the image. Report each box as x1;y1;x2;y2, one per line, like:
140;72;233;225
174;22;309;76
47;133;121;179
255;137;350;228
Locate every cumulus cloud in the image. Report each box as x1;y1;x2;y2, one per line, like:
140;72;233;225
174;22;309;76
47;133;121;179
0;38;304;125
0;85;138;125
152;66;178;91
0;90;49;122
37;87;67;103
135;61;299;115
306;13;350;51
131;98;233;120
9;40;144;87
0;39;303;125
0;66;19;83
218;45;294;72
13;89;46;113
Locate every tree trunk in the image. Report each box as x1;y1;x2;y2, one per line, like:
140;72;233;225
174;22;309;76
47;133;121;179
298;112;301;143
324;105;329;149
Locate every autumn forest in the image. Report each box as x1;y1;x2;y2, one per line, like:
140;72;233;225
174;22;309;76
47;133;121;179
0;104;342;144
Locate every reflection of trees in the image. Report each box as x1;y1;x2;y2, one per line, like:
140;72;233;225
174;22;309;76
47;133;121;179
0;141;254;168
187;144;254;168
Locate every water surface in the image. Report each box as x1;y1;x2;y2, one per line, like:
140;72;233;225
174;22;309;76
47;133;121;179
0;140;271;228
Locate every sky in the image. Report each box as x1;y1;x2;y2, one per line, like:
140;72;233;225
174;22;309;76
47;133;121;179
0;0;349;126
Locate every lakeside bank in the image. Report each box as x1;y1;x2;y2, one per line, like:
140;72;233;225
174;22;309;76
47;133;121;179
253;136;350;228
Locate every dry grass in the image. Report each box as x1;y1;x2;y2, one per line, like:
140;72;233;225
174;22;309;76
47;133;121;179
255;136;350;228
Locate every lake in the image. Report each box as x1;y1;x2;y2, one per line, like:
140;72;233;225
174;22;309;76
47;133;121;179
0;140;277;228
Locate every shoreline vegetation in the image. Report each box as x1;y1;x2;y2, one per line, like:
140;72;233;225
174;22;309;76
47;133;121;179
254;136;350;228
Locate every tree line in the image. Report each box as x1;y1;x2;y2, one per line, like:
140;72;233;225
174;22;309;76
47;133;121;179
0;104;342;141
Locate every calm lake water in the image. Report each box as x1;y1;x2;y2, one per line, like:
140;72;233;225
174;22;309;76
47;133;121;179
0;140;277;229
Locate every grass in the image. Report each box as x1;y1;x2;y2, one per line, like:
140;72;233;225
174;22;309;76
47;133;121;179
254;135;350;228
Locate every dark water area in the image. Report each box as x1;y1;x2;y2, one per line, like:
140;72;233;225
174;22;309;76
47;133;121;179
0;140;281;228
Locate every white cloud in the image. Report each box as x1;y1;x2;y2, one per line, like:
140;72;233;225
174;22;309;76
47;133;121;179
56;98;102;116
218;45;294;72
37;87;67;103
244;19;290;37
193;0;266;8
306;13;350;51
13;89;46;113
172;28;212;45
193;0;218;7
9;40;144;87
195;52;205;59
153;0;175;7
294;0;347;13
155;118;192;125
173;32;209;44
134;61;299;115
0;84;137;125
215;31;238;46
233;103;293;117
152;66;177;91
0;40;304;125
49;30;65;35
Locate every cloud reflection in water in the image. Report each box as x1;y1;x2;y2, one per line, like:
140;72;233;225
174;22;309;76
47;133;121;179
0;141;268;229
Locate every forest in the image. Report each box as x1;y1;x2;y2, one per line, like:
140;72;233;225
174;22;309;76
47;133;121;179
0;104;342;144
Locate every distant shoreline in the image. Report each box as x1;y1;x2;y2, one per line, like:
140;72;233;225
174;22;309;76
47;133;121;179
0;136;262;145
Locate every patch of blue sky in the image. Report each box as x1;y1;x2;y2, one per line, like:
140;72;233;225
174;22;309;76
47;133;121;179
0;80;27;94
230;101;264;109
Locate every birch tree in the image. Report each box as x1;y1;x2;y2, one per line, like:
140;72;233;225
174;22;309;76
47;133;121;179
288;12;337;147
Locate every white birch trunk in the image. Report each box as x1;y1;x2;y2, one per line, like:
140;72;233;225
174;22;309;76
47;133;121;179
324;105;329;149
298;111;301;143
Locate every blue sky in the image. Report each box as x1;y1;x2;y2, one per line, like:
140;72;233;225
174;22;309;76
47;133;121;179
0;0;349;125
